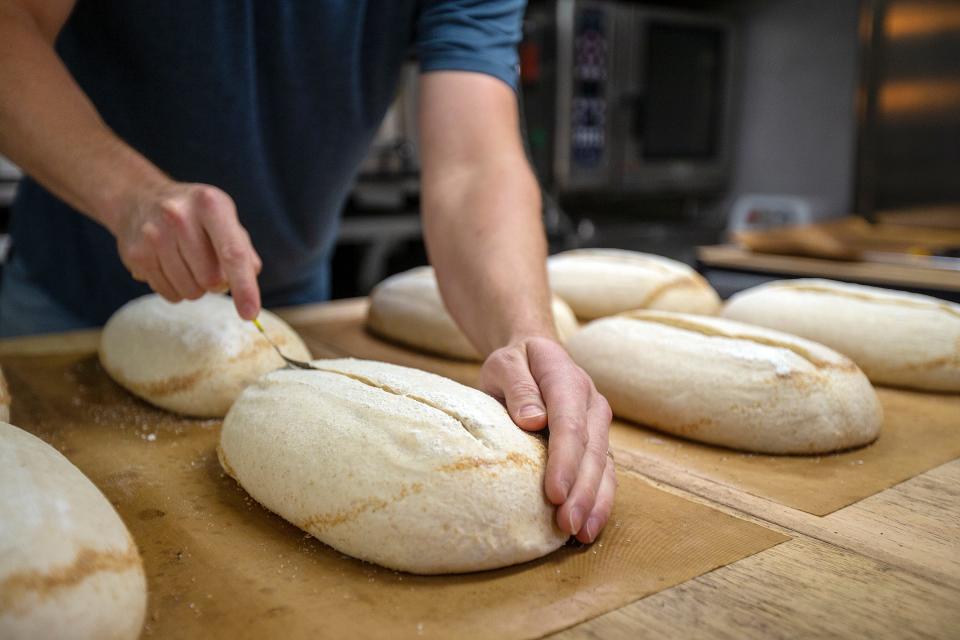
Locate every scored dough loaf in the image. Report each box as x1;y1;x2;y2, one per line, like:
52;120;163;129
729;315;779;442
219;358;567;574
566;311;883;454
366;266;579;361
547;249;722;320
0;366;9;423
100;293;311;417
0;422;147;640
722;279;960;392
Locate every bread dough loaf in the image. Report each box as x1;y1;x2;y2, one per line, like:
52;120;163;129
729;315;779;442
100;294;311;417
722;279;960;392
547;249;722;320
0;366;9;423
367;266;579;360
0;422;146;640
219;358;567;574
566;311;883;454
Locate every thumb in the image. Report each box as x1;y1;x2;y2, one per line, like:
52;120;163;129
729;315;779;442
481;346;548;431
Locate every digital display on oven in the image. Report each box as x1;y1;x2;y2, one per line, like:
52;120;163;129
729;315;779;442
571;8;607;168
640;22;726;160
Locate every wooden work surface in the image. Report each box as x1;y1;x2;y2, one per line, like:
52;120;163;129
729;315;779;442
2;299;959;639
697;244;960;292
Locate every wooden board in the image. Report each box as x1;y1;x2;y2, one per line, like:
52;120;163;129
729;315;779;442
0;350;785;640
697;244;960;292
556;537;960;639
3;298;959;639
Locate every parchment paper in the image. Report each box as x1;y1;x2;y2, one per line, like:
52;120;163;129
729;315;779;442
299;303;960;516
1;353;785;639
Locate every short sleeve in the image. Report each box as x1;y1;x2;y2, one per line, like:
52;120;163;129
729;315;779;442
415;0;526;90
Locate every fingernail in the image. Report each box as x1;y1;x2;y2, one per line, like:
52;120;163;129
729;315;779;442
568;507;584;534
583;517;599;543
518;405;545;420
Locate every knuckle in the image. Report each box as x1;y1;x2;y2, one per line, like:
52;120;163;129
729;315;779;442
141;222;163;247
553;415;589;446
509;380;541;400
218;242;249;266
160;204;187;230
597;396;613;423
585;439;608;463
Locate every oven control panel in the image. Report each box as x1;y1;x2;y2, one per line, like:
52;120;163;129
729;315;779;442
570;7;608;169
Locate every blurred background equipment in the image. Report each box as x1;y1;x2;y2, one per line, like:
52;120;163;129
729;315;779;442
1;0;957;302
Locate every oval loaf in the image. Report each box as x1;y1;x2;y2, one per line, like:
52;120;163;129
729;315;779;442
547;249;722;320
367;266;579;360
722;279;960;392
566;311;883;454
0;422;147;640
219;358;567;574
100;293;311;417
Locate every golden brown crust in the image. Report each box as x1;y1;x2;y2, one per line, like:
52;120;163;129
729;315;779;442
118;367;206;398
299;483;424;534
0;365;10;411
217;444;237;479
436;451;536;473
639;276;709;308
0;544;141;614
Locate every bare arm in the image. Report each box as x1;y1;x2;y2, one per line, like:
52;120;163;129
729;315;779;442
0;0;261;318
419;71;616;543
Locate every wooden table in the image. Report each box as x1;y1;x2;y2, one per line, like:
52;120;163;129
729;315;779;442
2;300;959;639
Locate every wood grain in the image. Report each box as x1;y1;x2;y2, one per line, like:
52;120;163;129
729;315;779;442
3;298;958;638
698;244;960;291
553;537;960;639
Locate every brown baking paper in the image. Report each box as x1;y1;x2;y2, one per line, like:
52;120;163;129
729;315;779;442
1;353;785;640
608;388;960;516
296;301;960;517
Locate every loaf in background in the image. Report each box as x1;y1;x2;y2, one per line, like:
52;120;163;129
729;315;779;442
100;293;311;417
722;279;960;392
367;266;579;361
566;311;883;454
547;249;722;320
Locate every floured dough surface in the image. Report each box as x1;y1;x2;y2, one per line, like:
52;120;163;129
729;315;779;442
100;294;311;417
566;311;883;454
723;279;960;392
219;358;567;574
0;422;146;640
367;266;579;360
548;249;722;320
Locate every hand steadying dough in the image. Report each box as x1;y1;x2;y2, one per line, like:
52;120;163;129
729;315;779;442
479;337;616;544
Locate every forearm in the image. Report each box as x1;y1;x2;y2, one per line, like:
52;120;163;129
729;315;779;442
423;157;554;356
0;2;169;232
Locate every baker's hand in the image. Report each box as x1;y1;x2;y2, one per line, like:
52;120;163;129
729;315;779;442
480;337;616;543
107;181;263;319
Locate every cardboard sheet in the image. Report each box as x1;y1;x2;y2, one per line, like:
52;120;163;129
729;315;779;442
1;353;785;640
297;303;960;517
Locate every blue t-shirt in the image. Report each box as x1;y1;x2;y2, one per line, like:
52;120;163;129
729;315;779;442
11;0;524;324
